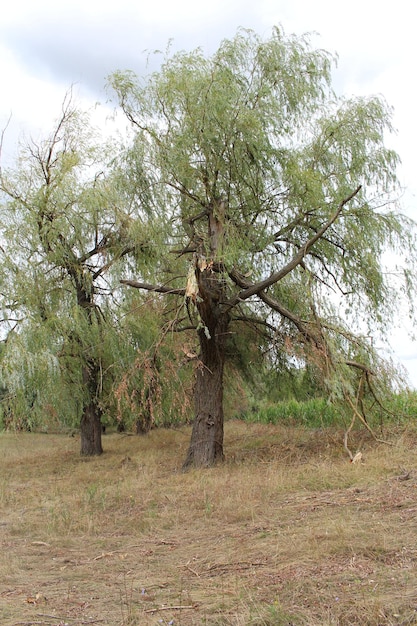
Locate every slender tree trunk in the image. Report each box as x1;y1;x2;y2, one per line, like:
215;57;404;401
77;282;103;456
135;356;159;434
135;387;156;434
80;362;103;455
135;387;153;434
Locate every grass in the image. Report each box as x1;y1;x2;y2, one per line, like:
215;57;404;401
241;397;340;428
240;391;417;429
1;421;417;625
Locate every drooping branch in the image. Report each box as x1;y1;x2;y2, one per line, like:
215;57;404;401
229;268;317;343
227;186;361;306
237;276;394;458
344;360;375;375
229;267;382;380
343;389;392;462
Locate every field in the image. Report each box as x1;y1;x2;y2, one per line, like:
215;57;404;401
1;421;417;625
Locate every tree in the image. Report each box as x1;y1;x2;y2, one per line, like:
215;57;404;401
108;27;416;468
0;95;155;453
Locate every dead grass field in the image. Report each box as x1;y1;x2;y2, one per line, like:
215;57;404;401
1;421;417;625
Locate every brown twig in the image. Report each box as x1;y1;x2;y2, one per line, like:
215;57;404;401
92;544;146;560
144;604;197;614
36;615;104;624
184;564;200;577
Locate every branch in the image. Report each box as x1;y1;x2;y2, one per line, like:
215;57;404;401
120;279;185;296
273;208;314;240
78;236;110;264
167;180;206;209
344;392;392;453
0;113;12;180
228;186;361;305
229;270;375;378
228;268;313;341
345;360;375;375
92;245;135;281
232;314;277;334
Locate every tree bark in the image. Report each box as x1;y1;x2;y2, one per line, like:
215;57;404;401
80;361;103;455
77;283;104;456
183;316;229;468
80;399;103;455
183;253;229;468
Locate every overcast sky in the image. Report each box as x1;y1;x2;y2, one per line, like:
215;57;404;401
1;0;417;385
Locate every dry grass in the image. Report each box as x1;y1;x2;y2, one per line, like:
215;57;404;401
1;421;417;625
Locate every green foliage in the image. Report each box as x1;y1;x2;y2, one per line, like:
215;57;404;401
240;397;341;428
108;24;417;428
1;26;416;440
107;296;194;431
239;389;417;430
366;389;417;426
0;94;169;436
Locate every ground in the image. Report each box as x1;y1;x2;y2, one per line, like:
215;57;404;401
1;421;417;625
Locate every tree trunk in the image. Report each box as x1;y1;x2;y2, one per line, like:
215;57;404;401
80;400;103;455
135;360;159;434
183;262;229;468
135;390;153;434
80;361;103;456
183;327;227;468
75;284;104;456
183;202;229;469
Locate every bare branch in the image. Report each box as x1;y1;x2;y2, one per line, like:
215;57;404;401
345;360;375;375
0;112;12;179
120;279;185;296
228;268;314;340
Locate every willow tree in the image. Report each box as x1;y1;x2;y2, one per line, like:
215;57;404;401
110;27;416;468
0;96;155;453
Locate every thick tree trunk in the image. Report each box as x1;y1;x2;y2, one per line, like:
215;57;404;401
183;269;229;469
75;285;104;456
183;326;226;468
80;401;103;455
183;201;230;469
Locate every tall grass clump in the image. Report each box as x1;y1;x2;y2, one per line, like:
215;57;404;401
381;389;417;423
242;397;341;428
239;389;417;431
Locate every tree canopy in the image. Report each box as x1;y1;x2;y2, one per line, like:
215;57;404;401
0;94;165;451
109;26;416;466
